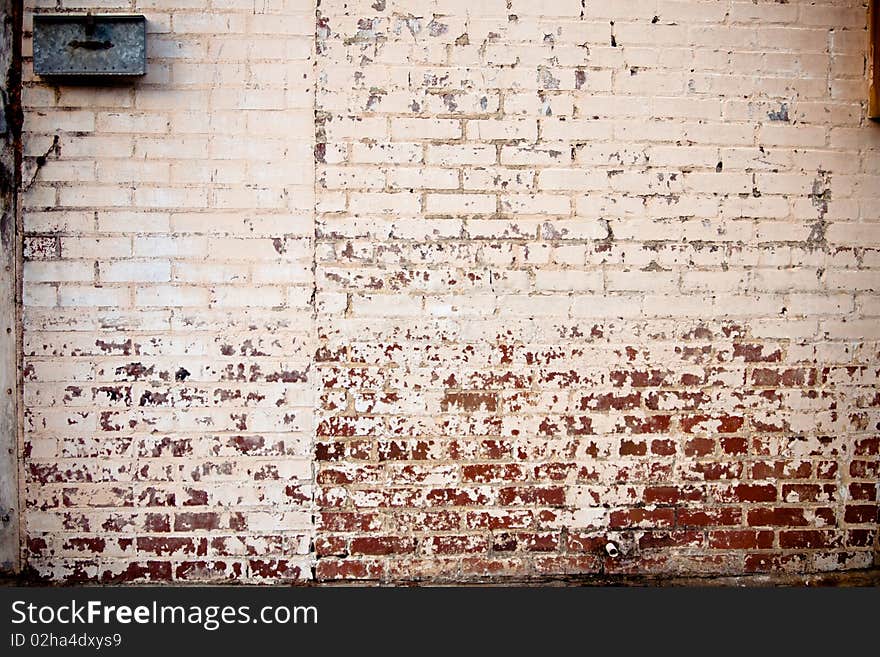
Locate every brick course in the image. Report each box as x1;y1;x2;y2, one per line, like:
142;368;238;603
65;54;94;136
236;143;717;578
18;0;880;582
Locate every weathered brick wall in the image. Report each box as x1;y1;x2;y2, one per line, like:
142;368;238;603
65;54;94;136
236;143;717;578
21;0;316;581
20;0;880;583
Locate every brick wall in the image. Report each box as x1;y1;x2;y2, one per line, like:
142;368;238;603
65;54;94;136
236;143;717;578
21;0;316;582
20;0;880;583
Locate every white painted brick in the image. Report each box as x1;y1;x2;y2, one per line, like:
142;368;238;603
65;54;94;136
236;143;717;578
100;261;172;283
135;285;211;307
133;236;208;258
352;294;423;317
387;167;459;190
26;110;95;133
426;193;496;215
58;285;130;307
61;238;132;259
58;187;131;208
466;119;537;141
351;142;423;164
391;118;461;141
533;270;603;292
23;283;57;307
24;261;94;283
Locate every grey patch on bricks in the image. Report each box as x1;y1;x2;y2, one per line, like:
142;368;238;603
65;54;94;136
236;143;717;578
767;103;790;122
806;170;831;250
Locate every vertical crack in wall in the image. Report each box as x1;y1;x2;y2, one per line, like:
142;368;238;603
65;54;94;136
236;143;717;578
21;135;59;192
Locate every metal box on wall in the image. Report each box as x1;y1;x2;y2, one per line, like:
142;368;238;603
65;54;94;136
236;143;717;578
33;14;147;77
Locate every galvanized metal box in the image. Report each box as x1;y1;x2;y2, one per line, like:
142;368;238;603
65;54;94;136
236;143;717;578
33;14;147;77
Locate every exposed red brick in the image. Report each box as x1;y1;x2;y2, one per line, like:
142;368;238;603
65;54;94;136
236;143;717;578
248;560;303;580
623;415;671;434
680;414;744;434
315;558;384;581
619;439;648;456
460;557;528;577
644;485;704;504
779;530;842;549
782;483;837;503
752;460;813;480
441;391;498;412
498;486;565;507
747;507;812;527
318;512;383;533
465;510;534;530
565;532;608;553
315;536;348;557
461;463;527;483
721;483;779;503
143;513;171;533
100;561;172;583
426;535;488;555
848;483;877;501
578;392;641;411
684;437;715;456
678;508;742;528
685;461;743;480
854;437;879;455
173;512;221;532
750;368;816;387
350;536;415;556
720;437;748;455
638;531;704;550
532;555;602;575
137;537;207;557
851;460;879;478
650;439;677;456
176;561;239;580
744;553;807;573
733;343;782;363
844;505;878;524
708;530;774;550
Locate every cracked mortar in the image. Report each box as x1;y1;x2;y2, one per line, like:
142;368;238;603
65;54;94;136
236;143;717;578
21;134;59;192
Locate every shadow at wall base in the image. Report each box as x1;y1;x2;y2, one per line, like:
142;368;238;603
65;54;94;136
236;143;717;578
1;567;879;588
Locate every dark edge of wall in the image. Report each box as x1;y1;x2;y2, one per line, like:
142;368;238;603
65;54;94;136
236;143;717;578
0;0;23;575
